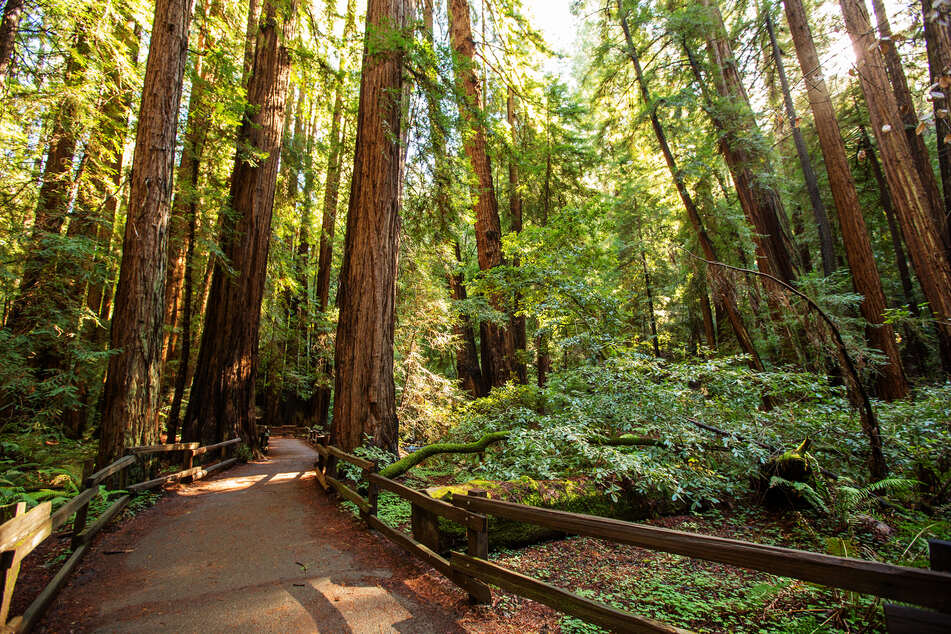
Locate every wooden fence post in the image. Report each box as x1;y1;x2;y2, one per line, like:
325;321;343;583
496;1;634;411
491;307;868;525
70;461;94;550
884;540;951;633
466;490;489;562
0;502;26;623
363;463;378;522
411;504;441;553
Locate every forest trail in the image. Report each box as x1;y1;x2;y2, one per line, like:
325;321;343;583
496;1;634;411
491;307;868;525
38;437;477;633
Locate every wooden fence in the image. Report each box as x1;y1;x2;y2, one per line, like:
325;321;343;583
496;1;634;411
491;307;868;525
313;438;951;634
0;437;241;633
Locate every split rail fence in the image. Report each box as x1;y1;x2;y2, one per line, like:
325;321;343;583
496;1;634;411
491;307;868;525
0;437;241;633
313;437;951;634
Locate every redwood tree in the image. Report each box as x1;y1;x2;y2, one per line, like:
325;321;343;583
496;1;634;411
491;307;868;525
330;0;410;453
783;0;908;399
183;0;298;445
97;0;195;465
840;0;951;370
449;0;518;389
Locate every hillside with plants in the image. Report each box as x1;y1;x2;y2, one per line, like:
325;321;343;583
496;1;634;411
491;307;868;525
0;0;949;630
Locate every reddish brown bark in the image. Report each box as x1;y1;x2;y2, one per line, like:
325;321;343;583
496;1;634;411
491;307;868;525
162;0;215;382
97;0;195;466
870;0;949;255
183;0;298;446
449;0;517;389
783;0;907;399
764;9;836;277
330;0;411;453
840;0;951;370
313;0;356;430
922;0;951;251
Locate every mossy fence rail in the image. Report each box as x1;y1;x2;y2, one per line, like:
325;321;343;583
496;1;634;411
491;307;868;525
0;437;241;633
313;437;951;634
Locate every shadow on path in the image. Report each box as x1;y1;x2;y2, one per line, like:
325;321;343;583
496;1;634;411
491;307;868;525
39;437;472;633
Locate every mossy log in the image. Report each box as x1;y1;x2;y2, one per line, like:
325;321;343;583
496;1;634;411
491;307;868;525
379;431;510;479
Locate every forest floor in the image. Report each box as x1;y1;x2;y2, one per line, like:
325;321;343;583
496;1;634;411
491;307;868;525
30;437;522;633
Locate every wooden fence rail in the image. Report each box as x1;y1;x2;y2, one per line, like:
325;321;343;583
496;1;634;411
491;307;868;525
0;437;242;633
313;438;951;634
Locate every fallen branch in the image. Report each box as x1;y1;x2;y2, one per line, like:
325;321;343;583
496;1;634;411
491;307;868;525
379;431;511;479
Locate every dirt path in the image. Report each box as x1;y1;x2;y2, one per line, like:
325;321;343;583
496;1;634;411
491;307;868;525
39;437;512;633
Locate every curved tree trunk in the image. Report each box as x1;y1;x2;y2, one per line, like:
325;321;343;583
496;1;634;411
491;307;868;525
97;0;195;466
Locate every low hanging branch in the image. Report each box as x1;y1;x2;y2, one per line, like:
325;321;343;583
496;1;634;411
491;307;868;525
680;249;887;480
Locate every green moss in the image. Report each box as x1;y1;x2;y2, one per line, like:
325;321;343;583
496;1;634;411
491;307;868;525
377;431;510;479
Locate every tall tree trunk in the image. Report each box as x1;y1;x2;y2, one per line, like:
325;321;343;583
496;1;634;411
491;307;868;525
783;0;907;399
869;0;950;255
448;0;517;389
313;0;356;430
617;5;765;371
80;20;140;340
449;243;486;397
922;0;951;249
507;88;528;384
840;0;951;371
166;182;198;443
161;0;215;389
330;0;410;453
859;125;919;316
764;9;836;277
422;0;484;397
97;0;195;466
0;0;24;86
241;0;261;87
695;0;799;285
183;0;298;446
